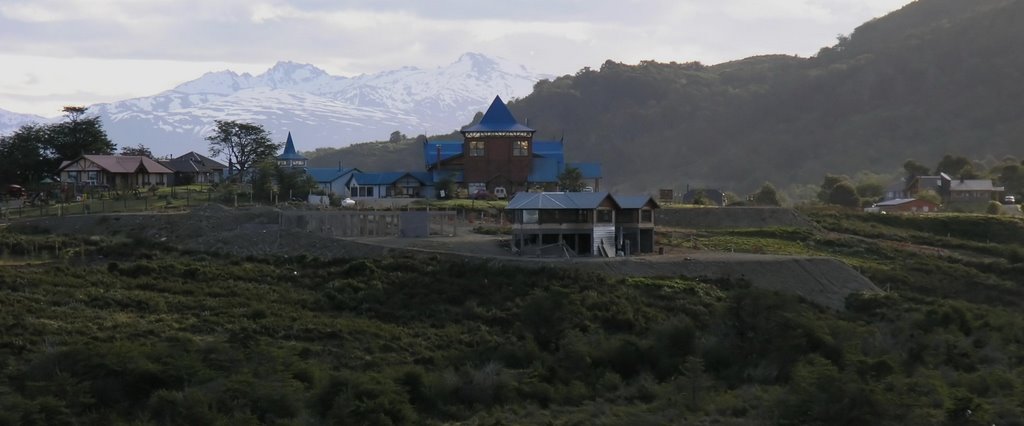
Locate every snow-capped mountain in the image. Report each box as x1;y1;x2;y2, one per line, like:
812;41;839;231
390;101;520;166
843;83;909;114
88;53;549;156
0;108;49;136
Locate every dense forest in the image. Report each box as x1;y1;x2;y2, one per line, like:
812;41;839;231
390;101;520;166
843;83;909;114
309;0;1024;196
2;209;1023;424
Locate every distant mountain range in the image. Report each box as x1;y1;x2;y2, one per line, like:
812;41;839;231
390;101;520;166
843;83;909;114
0;108;48;135
0;53;549;156
308;0;1024;195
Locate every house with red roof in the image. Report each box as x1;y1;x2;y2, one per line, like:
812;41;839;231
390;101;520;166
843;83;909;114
57;154;173;190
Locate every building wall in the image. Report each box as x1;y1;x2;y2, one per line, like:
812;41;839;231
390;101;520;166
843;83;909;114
462;135;533;189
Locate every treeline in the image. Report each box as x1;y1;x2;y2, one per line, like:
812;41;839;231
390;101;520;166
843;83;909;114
311;0;1024;196
0;107;116;186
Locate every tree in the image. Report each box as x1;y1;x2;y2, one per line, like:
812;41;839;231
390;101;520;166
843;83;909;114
986;201;1003;215
935;154;973;178
917;189;942;205
903;159;931;180
828;182;861;208
120;144;154;159
48;106;116;160
388;131;406;143
558;166;584;192
0;124;49;185
691;190;710;206
753;182;781;206
817;174;848;203
206;120;280;181
855;181;884;200
998;163;1024;196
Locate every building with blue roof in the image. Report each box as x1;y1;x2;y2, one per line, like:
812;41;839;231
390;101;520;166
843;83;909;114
422;95;602;198
276;132;307;168
346;171;433;199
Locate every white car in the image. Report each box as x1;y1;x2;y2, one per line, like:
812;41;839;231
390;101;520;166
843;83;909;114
341;197;356;208
1005;195;1017;205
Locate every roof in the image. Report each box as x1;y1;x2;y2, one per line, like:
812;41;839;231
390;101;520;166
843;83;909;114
461;96;535;133
277;132;307;161
162;151;227;173
307;167;360;183
423;140;463;167
567;162;602;179
348;172;430;186
506;192;617;210
528;157;562;183
875;198;934;207
60;155;173;174
950;179;1004;192
612;194;660;209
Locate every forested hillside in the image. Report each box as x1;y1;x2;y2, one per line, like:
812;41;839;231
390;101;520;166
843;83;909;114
312;0;1024;195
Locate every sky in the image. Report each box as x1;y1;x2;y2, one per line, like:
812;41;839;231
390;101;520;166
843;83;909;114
0;0;914;117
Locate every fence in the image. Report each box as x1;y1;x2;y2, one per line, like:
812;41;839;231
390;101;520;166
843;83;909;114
0;190;218;221
279;210;459;238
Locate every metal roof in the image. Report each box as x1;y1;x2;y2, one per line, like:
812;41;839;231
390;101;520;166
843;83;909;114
874;198;926;206
277;132;307;161
348;172;431;186
567;162;602;179
423;140;463;167
162;151;227;173
506;191;616;210
307;167;359;183
461;96;535;133
950;179;1004;192
612;194;660;209
60;155;173;174
528;157;562;183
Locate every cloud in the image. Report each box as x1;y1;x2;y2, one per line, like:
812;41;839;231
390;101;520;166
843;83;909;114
0;0;913;115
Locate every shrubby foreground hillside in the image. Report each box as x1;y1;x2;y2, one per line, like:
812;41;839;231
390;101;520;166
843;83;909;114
1;213;1023;425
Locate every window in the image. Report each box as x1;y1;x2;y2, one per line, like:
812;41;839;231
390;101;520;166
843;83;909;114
469;140;485;157
512;140;529;156
86;171;98;182
353;186;375;197
522;210;538;224
641;210;653;223
596;209;613;223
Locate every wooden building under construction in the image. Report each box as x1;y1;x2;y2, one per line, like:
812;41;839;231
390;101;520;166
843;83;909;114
505;192;659;257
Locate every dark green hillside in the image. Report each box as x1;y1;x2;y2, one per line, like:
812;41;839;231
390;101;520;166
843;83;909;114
313;0;1024;195
2;215;1024;424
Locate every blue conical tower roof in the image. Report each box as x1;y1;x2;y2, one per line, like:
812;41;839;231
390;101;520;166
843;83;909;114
461;96;535;133
277;132;307;160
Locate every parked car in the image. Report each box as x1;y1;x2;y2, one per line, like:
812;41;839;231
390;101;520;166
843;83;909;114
472;190;497;201
582;186;594;193
5;184;26;198
1005;195;1017;205
493;186;508;199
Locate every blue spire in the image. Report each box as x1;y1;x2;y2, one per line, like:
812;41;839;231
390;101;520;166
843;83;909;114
462;95;535;133
277;132;306;160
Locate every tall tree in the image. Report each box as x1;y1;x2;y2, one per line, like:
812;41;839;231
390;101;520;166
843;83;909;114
48;106;116;160
817;174;849;203
0;124;49;185
828;182;862;208
753;182;782;206
206;120;280;181
903;159;931;180
558;166;585;192
120;144;154;159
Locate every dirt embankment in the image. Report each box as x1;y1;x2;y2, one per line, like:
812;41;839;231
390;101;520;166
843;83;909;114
657;207;817;229
14;207;879;310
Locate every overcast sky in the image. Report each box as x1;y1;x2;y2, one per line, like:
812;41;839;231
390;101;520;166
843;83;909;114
1;0;913;117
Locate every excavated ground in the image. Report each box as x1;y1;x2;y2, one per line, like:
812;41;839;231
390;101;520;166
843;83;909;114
13;205;880;310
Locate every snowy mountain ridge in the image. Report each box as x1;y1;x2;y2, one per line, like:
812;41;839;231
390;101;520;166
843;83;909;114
2;53;550;156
